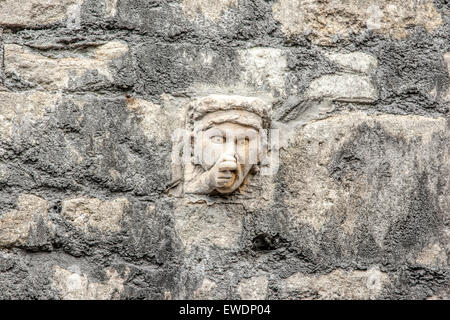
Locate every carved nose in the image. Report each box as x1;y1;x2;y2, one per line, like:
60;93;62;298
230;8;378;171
225;141;237;158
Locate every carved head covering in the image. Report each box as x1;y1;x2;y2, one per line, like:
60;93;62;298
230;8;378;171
186;95;271;133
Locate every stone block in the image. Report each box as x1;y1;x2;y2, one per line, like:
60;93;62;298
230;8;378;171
237;276;268;300
282;267;389;299
272;0;442;44
4;42;129;90
61;197;129;233
0;0;83;28
0;194;52;248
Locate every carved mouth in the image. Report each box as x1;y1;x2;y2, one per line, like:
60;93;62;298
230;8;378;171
223;171;236;188
216;167;242;194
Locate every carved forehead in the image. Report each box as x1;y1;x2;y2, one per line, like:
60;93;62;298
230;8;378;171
187;94;271;126
193;110;263;133
204;123;259;136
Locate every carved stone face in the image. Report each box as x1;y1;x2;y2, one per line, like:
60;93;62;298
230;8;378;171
169;95;271;197
197;122;261;194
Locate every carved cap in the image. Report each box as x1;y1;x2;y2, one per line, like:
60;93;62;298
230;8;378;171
187;94;271;130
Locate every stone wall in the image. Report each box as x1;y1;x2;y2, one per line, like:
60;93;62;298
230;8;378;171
0;0;448;299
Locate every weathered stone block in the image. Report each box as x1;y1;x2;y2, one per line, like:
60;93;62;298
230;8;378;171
237;276;268;300
302;51;378;103
52;265;126;300
181;0;238;22
127;97;184;144
0;0;83;28
61;197;129;233
238;48;288;97
444;52;450;102
133;43;239;96
193;278;218;300
0;91;59;139
272;0;443;44
0;194;53;248
326;52;378;75
282;267;390;299
4;42;129;90
415;242;448;267
280;112;448;259
305;74;377;103
174;201;243;251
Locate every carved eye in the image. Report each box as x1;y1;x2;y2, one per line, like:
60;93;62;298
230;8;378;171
211;135;225;144
237;138;249;146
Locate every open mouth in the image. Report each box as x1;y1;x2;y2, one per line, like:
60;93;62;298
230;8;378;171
217;166;242;194
223;171;237;188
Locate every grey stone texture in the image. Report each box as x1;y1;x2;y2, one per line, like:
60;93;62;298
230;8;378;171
0;0;448;299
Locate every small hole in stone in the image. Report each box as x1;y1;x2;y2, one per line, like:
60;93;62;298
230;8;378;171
52;202;61;213
252;233;286;251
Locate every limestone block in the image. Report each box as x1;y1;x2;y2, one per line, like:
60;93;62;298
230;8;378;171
127;97;184;144
238;48;288;96
0;0;83;28
181;0;238;22
281;112;448;249
305;74;377;103
444;53;450;102
237;276;268;300
0;91;59;139
282;267;389;299
325;52;378;75
305;51;378;102
61;197;129;233
52;265;126;300
174;201;243;251
4;42;128;90
415;242;448;267
193;278;218;300
0;194;52;248
104;0;118;18
272;0;442;44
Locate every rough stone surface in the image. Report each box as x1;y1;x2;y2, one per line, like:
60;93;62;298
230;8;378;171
325;52;378;74
0;91;59;138
305;52;378;102
174;201;243;251
305;74;377;103
0;194;52;248
4;42;129;90
0;0;448;300
238;48;288;96
51;265;126;300
272;0;443;44
416;242;448;267
282;268;390;299
127;97;184;144
237;276;269;300
193;278;218;300
61;197;128;233
281;112;448;240
0;0;83;28
444;52;450;102
181;0;238;22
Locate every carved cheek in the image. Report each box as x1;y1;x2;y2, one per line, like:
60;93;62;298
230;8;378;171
236;143;248;164
237;138;259;165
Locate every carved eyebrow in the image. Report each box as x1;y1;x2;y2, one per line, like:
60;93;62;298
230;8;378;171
204;120;258;131
204;126;225;136
236;129;257;139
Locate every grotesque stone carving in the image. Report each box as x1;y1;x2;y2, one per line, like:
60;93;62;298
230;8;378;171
170;95;271;197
